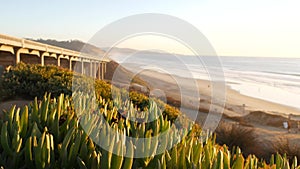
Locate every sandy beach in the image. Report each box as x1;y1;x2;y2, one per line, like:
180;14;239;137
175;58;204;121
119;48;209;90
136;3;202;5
1;67;299;157
136;70;300;115
133;69;300;153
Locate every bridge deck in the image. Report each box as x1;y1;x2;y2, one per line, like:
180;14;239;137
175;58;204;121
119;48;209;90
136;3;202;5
0;33;109;79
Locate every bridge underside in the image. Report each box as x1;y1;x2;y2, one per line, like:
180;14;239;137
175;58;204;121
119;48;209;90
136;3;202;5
0;51;15;67
60;58;69;69
20;53;40;65
44;56;57;66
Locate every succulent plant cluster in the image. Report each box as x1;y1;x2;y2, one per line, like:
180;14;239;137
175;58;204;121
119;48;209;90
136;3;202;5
0;93;298;169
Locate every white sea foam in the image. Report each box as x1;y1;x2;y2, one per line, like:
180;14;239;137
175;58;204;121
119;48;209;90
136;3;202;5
229;81;300;109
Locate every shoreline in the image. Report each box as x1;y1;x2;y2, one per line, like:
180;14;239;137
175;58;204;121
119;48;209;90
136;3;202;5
135;69;300;117
133;69;300;154
228;81;300;111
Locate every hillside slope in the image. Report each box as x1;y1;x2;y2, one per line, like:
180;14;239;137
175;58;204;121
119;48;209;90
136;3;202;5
33;39;105;56
32;39;148;90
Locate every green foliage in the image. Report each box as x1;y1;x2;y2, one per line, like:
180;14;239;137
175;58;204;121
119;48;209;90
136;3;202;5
0;63;180;121
0;62;110;100
0;93;298;169
0;63;67;99
0;63;299;169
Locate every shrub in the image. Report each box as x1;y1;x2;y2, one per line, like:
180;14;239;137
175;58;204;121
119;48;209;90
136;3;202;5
267;138;300;164
215;121;258;157
0;63;180;121
0;63;72;100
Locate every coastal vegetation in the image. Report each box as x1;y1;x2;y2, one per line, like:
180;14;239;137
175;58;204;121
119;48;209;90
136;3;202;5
0;63;299;169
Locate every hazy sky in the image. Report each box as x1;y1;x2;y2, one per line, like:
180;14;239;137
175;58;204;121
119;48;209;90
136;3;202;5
1;0;300;57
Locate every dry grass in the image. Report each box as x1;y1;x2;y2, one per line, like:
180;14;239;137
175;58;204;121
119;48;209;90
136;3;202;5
215;121;300;164
267;138;300;163
215;121;259;157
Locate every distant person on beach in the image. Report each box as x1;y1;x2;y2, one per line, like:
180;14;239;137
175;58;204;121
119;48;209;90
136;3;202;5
283;122;288;130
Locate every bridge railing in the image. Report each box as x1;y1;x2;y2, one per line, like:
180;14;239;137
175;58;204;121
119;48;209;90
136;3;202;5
0;34;109;62
0;34;23;47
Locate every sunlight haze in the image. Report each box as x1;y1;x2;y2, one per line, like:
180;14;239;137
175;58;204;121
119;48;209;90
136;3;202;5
1;0;299;57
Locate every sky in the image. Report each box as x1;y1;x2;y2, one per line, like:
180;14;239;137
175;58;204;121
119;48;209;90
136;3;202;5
1;0;300;57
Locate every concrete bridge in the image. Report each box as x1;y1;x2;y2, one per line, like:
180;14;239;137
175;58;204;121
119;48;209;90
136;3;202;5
0;33;109;79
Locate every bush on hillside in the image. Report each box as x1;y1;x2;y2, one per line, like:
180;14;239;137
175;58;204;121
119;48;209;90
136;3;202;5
268;138;300;164
215;121;258;157
0;63;110;100
0;63;180;120
1;63;70;99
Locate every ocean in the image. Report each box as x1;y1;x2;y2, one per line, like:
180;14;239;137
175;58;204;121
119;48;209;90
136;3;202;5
110;52;300;110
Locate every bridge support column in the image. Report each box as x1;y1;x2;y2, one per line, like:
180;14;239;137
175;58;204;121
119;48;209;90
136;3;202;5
93;62;96;77
98;62;101;80
101;62;105;80
16;53;20;63
41;54;44;66
41;52;50;66
16;48;27;64
69;59;72;71
90;61;93;77
57;55;62;67
81;59;84;75
92;62;94;78
91;61;94;77
93;62;97;78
